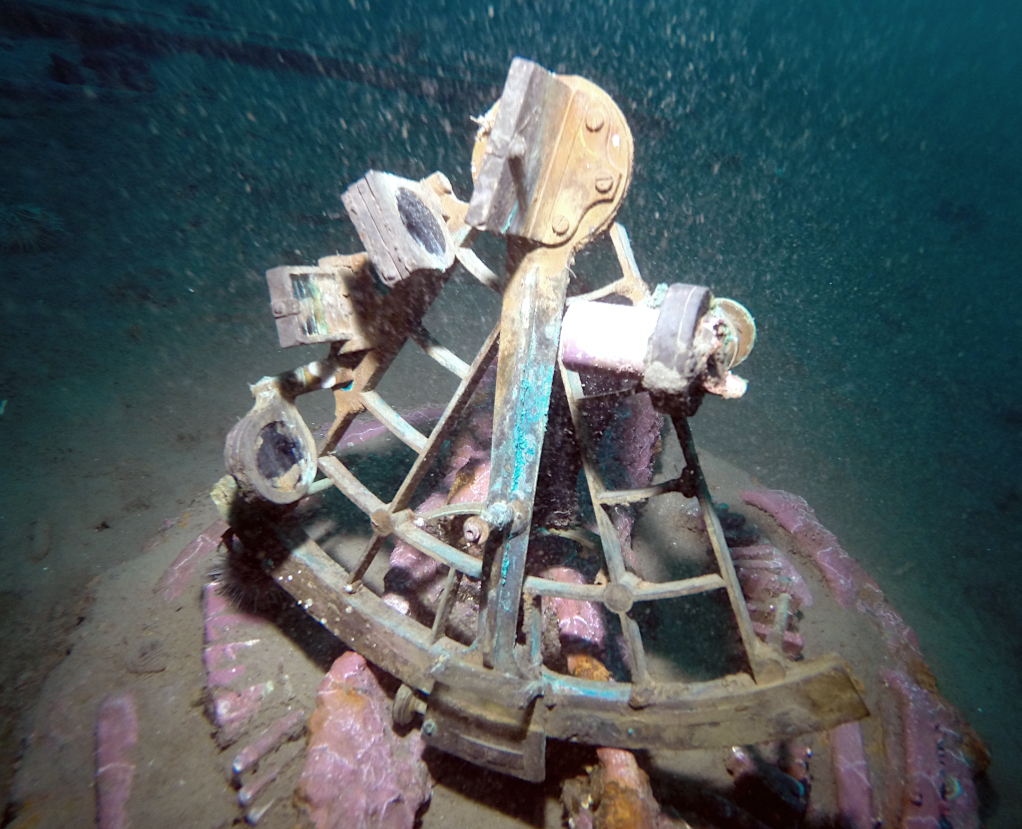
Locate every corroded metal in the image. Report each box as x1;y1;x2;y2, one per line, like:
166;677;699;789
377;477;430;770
220;57;868;783
223;377;318;504
342;171;456;287
261;533;867;769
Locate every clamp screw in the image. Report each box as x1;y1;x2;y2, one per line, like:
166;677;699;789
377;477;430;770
271;299;298;317
594;173;614;194
422;719;437;737
585;109;606;132
551;214;570;235
463;516;489;545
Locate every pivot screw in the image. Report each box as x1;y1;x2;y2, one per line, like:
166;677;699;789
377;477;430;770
585;109;606;132
594;173;614;194
552;214;570;235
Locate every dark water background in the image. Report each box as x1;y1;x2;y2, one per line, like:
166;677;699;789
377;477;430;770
0;0;1019;823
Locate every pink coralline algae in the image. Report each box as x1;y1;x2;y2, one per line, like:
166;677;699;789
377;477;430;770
742;488;985;829
542;566;607;654
740;489;867;609
882;669;980;829
295;651;432;829
731;542;814;611
597;392;663;570
740;489;920;664
552;608;661;829
604;392;664;491
829;721;874;829
335;406;447;449
95;692;138;829
232;709;306;776
382;404;492;630
201;581;275;746
157;518;228;601
591;746;662;829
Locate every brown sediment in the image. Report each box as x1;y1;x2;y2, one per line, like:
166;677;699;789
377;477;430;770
566;653;612;682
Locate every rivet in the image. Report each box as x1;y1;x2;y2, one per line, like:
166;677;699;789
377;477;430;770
551;214;570;235
585;109;605;132
370;509;393;536
603;581;634;614
595;173;614;194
